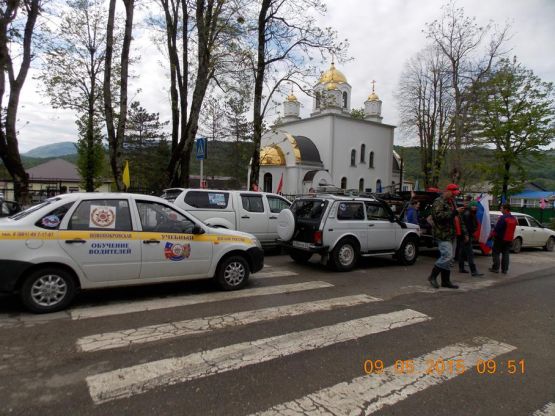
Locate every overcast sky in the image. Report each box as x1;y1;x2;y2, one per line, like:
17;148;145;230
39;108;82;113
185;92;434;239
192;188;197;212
16;0;555;152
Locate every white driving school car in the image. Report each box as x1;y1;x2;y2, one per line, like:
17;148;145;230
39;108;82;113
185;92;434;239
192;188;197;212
0;193;264;313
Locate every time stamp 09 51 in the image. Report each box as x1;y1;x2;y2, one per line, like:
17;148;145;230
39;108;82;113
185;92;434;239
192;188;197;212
363;358;526;376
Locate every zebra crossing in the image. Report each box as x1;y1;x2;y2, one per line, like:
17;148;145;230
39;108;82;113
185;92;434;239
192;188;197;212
0;264;545;415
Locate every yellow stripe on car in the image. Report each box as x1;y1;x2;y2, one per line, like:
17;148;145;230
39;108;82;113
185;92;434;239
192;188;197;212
0;230;254;245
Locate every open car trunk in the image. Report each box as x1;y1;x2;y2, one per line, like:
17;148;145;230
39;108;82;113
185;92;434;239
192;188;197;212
290;199;328;243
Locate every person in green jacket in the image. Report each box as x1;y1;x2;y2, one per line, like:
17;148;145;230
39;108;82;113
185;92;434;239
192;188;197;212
427;184;466;289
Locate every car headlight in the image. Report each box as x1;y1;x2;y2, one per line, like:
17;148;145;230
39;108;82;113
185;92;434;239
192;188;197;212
253;238;262;249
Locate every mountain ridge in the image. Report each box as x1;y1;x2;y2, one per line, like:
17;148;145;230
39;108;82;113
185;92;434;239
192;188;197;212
24;141;77;158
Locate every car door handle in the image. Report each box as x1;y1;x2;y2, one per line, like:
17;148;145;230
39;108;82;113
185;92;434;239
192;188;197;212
368;224;375;227
241;215;250;219
269;216;277;219
143;239;160;244
65;239;86;244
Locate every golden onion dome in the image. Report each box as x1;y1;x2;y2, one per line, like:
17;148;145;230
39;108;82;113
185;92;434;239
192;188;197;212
319;62;348;85
260;145;286;166
286;93;298;102
326;82;338;91
368;92;380;101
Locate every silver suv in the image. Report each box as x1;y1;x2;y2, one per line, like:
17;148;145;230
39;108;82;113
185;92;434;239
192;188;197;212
277;195;420;271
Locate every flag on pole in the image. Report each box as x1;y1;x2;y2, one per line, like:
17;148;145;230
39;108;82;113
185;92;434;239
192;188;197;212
276;172;284;194
122;160;130;190
475;194;493;254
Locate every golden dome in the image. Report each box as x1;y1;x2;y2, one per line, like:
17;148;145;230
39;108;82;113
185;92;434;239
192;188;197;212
368;80;380;101
326;82;338;91
286;93;298;102
319;62;348;85
260;145;286;166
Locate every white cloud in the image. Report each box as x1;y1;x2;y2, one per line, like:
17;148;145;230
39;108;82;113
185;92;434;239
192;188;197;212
15;0;555;152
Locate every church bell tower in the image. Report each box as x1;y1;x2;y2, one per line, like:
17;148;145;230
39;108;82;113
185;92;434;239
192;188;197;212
364;80;383;123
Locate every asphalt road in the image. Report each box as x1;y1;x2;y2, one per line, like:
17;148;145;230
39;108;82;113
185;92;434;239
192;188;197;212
0;249;554;416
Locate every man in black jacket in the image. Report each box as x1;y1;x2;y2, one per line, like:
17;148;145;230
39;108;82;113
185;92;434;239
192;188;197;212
459;201;484;276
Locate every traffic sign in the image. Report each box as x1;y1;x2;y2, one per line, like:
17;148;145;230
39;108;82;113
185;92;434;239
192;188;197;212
196;138;207;160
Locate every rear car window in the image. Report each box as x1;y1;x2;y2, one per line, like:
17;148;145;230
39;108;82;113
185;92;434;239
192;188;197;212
337;202;365;221
184;191;229;209
517;217;528;226
290;199;328;220
68;199;132;231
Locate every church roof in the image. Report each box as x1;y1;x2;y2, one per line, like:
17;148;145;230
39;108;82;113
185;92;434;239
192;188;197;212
260;134;322;166
260;145;286;166
292;135;322;164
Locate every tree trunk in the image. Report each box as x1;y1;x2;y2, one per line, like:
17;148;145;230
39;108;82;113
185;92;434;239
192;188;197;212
249;0;271;188
104;0;135;191
502;161;511;202
167;0;217;187
85;101;95;192
104;0;119;189
0;0;40;205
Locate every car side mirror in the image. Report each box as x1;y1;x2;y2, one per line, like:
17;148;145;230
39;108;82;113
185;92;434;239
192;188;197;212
192;224;205;234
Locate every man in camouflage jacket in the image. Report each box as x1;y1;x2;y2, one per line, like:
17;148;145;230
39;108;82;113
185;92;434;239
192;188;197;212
427;184;466;289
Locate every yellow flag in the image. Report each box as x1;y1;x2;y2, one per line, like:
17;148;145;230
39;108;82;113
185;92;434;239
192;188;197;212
122;160;130;189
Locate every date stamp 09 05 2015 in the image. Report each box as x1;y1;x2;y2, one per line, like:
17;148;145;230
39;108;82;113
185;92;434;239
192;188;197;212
363;358;526;376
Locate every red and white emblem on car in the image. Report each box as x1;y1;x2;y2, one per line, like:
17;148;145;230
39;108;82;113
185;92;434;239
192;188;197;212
90;206;116;228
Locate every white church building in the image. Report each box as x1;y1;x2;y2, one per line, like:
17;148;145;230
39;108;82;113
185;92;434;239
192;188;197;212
256;62;400;195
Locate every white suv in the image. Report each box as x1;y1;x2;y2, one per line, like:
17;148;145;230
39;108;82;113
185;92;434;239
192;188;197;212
277;195;420;271
162;188;291;248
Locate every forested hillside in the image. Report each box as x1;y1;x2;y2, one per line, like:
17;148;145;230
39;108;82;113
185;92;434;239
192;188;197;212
394;146;555;191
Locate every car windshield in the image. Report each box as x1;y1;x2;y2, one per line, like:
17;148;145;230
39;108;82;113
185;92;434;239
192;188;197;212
8;198;62;221
291;199;328;220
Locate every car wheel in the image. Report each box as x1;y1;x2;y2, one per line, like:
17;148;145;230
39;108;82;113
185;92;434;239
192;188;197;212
511;237;522;254
20;267;77;313
397;236;418;265
289;250;313;264
216;256;249;291
330;238;359;272
545;237;555;252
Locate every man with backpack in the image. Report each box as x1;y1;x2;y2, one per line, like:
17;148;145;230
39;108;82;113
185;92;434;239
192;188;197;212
489;204;517;274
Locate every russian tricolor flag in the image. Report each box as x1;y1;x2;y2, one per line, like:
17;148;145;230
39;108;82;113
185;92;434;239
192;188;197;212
475;194;493;254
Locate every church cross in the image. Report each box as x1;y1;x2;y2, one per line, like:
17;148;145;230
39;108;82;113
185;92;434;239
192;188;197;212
371;80;376;93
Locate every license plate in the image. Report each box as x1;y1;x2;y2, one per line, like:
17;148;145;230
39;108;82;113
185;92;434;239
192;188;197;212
292;241;311;249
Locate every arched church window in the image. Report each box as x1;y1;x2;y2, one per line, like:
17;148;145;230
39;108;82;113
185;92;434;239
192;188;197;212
341;177;347;189
263;173;273;193
359;178;364;192
342;91;348;108
376;179;382;193
369;151;374;168
315;92;321;109
350;149;356;166
360;144;366;163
